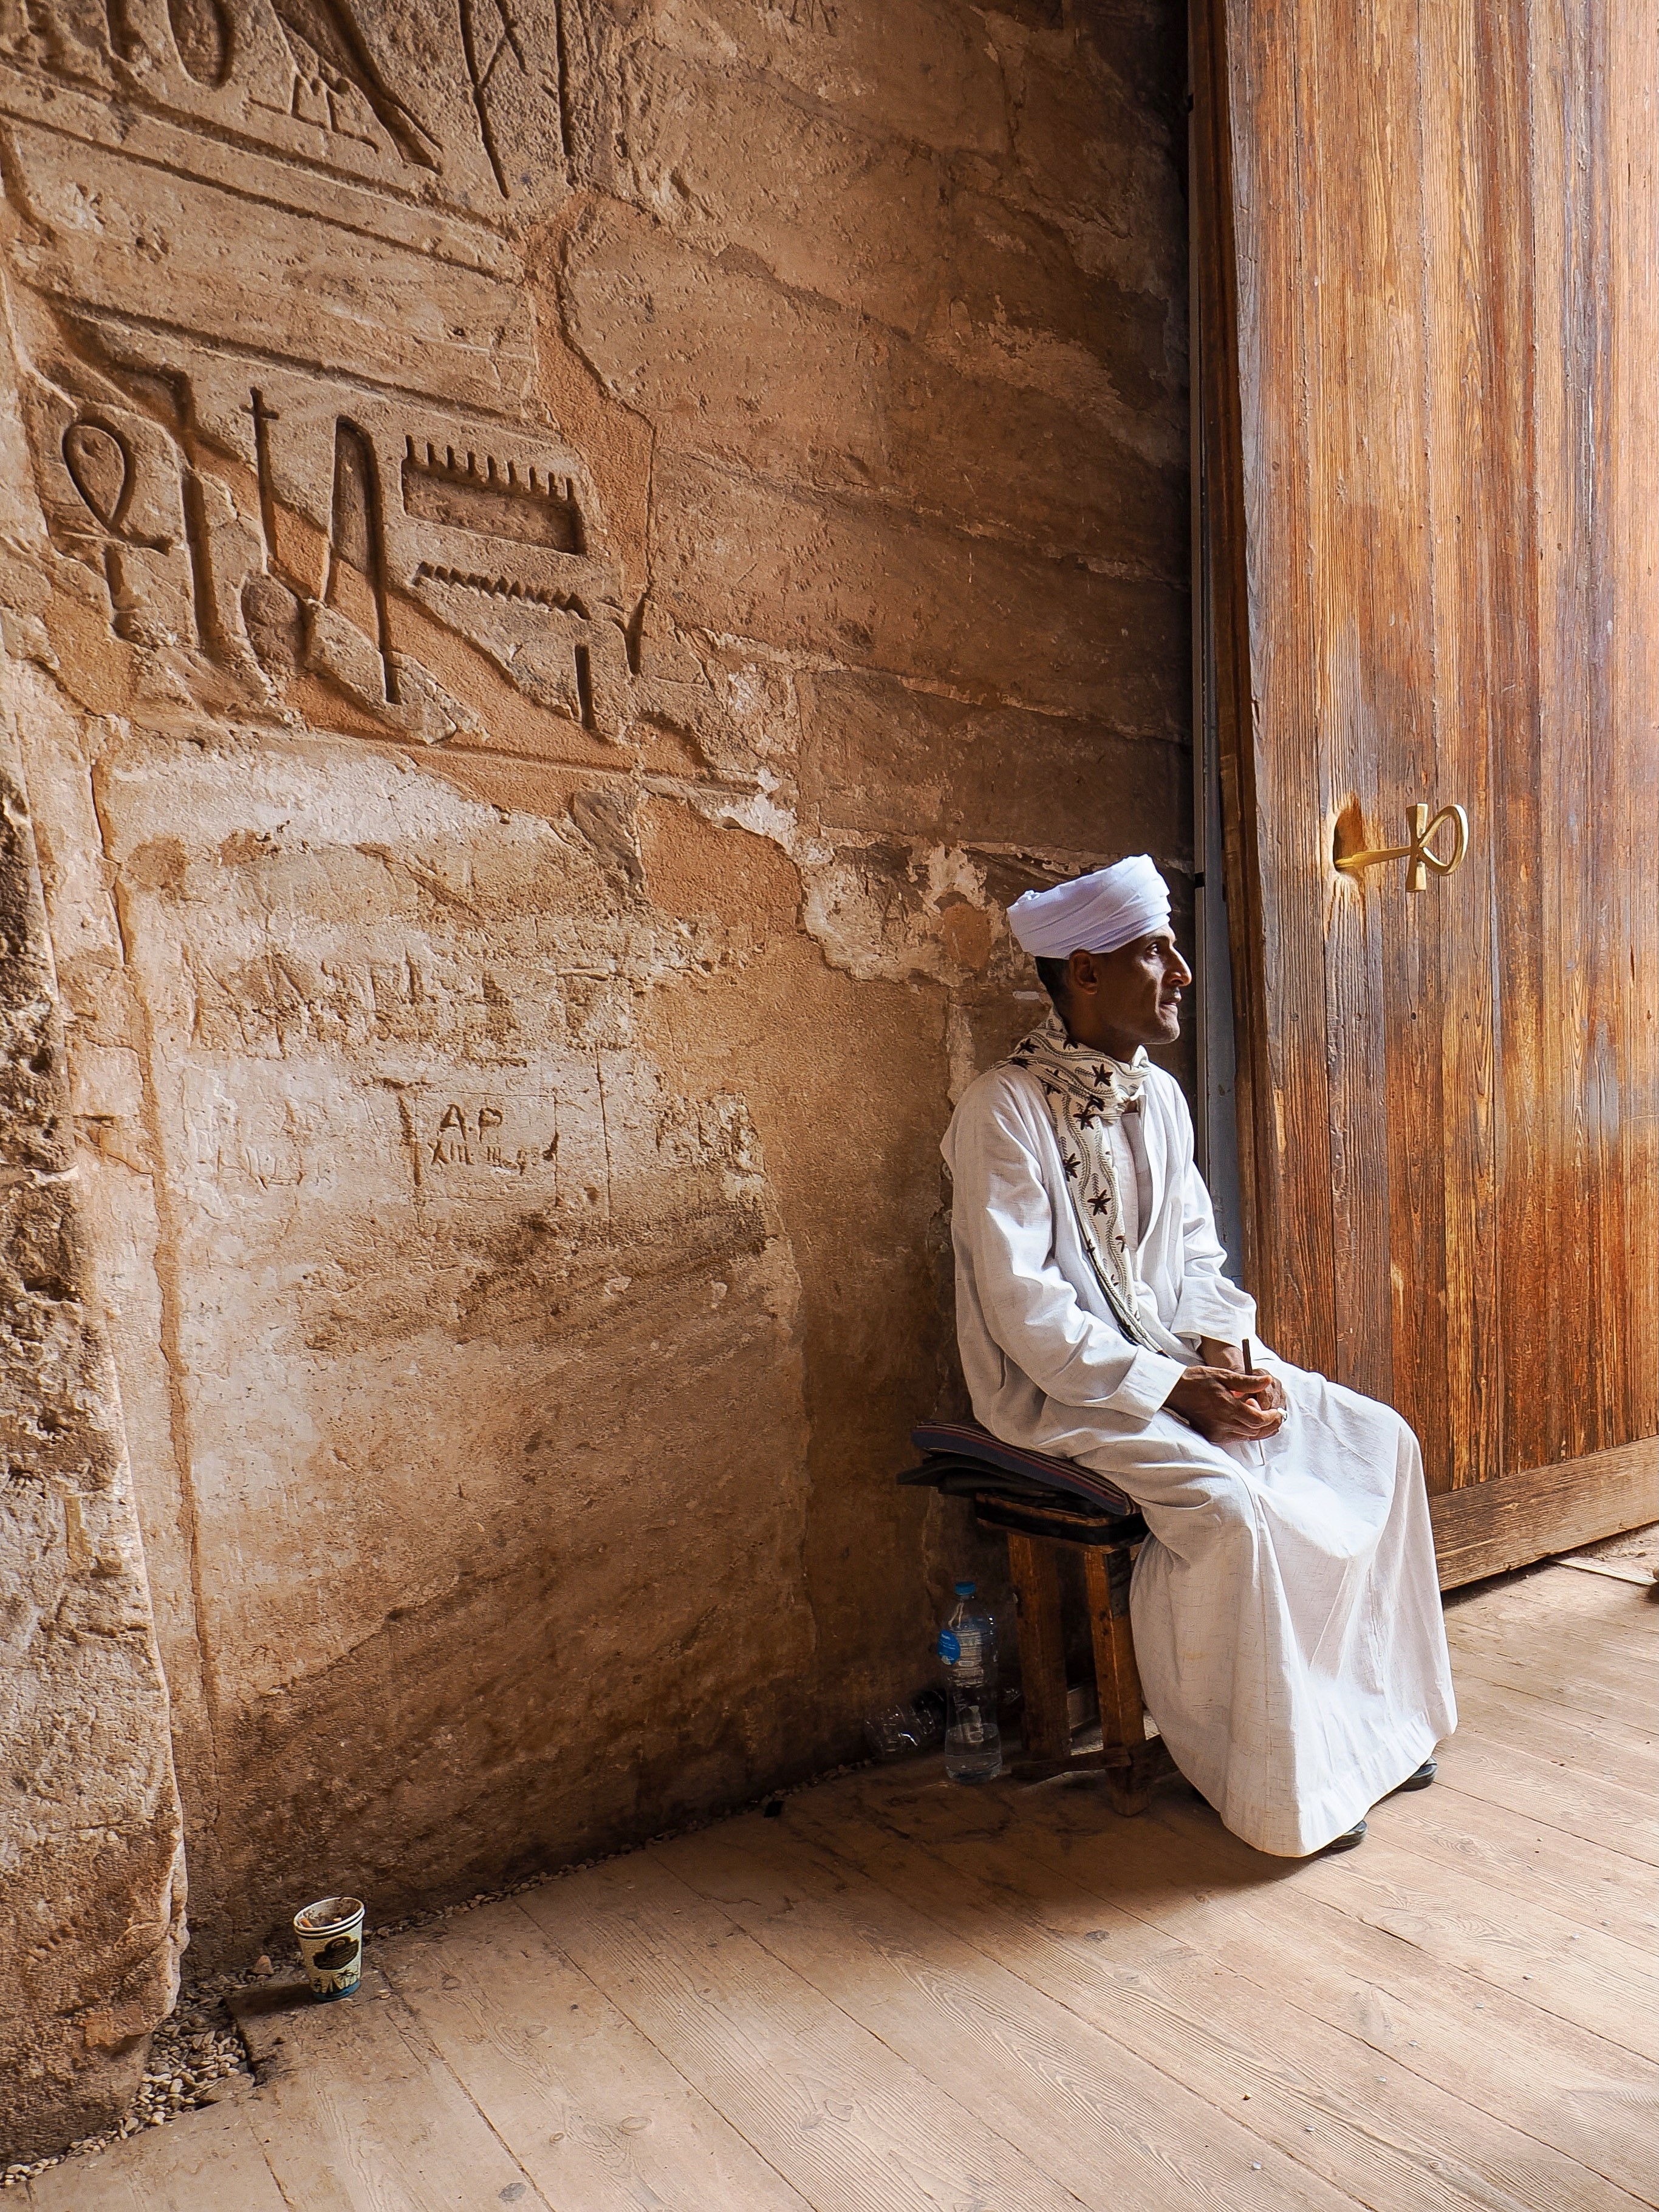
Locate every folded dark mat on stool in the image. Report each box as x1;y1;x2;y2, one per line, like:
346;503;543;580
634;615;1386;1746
898;1417;1137;1520
966;1487;1148;1548
901;1460;1146;1542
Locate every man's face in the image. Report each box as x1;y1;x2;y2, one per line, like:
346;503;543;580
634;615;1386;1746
1061;929;1193;1054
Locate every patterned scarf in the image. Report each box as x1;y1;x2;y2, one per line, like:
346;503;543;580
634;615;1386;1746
1007;1011;1161;1350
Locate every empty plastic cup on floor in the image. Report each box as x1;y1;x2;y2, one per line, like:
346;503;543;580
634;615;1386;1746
293;1896;365;2001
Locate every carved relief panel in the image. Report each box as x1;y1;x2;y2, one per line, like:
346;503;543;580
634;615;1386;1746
0;0;754;774
0;0;571;212
10;289;745;766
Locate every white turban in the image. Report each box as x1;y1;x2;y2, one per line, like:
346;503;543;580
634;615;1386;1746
1007;855;1172;959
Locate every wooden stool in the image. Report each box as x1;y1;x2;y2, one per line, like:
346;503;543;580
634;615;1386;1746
971;1489;1177;1815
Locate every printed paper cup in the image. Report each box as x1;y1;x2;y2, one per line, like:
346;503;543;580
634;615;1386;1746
293;1895;364;2001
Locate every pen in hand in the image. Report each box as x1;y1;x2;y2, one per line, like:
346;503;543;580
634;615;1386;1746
1242;1336;1268;1461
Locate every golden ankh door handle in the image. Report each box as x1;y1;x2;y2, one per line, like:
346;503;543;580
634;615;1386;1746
1333;802;1470;892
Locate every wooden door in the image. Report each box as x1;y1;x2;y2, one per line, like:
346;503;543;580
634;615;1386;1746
1192;0;1658;1582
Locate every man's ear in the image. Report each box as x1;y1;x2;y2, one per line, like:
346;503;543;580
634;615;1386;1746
1067;947;1100;997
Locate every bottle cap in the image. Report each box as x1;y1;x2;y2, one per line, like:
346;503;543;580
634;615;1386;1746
953;1579;976;1597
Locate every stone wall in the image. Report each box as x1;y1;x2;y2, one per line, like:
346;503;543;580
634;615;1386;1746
0;0;1191;1984
0;663;185;2160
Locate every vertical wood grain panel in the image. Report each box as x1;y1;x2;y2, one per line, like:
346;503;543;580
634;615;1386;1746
1607;0;1659;1456
1196;0;1658;1524
1486;0;1553;1486
1238;0;1343;1383
1191;0;1273;1321
1540;0;1596;1472
1419;0;1519;1489
1314;0;1412;1408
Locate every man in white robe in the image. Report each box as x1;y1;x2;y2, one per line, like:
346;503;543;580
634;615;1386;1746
942;855;1455;1854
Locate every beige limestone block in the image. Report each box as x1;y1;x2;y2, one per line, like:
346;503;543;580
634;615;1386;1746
0;292;699;761
632;795;954;1700
0;0;569;217
0;689;208;1818
561;200;889;488
561;202;1185;573
796;671;1190;855
592;42;953;336
936;181;1185;431
635;0;1010;157
878;339;1184;577
998;4;1185;253
649;446;1189;728
2;125;537;411
584;21;1185;438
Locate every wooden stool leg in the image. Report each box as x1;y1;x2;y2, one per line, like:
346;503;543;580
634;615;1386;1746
1084;1543;1144;1747
1084;1543;1172;1815
1004;1531;1070;1765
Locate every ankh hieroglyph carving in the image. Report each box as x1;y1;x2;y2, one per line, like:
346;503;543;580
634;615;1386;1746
1333;802;1470;893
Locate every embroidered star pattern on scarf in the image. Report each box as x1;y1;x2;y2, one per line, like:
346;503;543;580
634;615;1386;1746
1006;1009;1160;1350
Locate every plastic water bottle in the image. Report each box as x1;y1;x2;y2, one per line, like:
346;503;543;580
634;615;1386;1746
937;1580;1002;1783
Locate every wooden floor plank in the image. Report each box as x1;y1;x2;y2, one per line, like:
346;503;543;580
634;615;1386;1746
1016;1786;1659;2197
1143;1791;1658;2058
26;2100;286;2212
380;1897;812;2212
1447;1568;1659;1637
1447;1575;1658;1639
1445;1575;1657;1642
782;1776;1646;2212
656;1821;1362;2212
1372;1776;1659;1949
1446;1667;1657;1783
1110;1796;1654;2194
1429;1732;1659;1863
1553;1560;1659;1592
522;1853;1103;2212
1441;1625;1658;1716
239;1978;553;2212
1445;1585;1659;1677
1443;1625;1658;1710
1443;1639;1658;1735
1460;1566;1654;1619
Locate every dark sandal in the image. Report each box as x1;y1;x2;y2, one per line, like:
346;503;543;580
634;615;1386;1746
1322;1818;1367;1852
1391;1758;1437;1793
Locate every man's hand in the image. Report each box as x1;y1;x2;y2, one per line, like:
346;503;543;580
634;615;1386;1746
1167;1350;1285;1442
1199;1337;1286;1419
